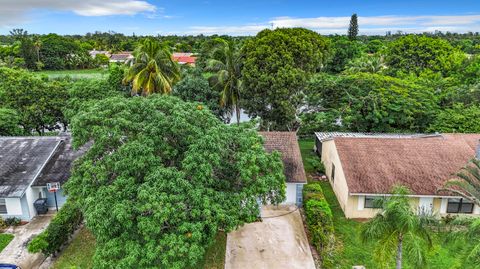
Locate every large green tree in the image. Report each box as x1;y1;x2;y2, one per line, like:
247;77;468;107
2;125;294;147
67;95;286;268
124;39;180;95
241;28;330;130
326;38;362;73
384;35;466;76
362;186;432;269
0;67;68;134
205;38;243;124
305;73;438;132
173;68;227;122
428;103;480;133
0;108;22;136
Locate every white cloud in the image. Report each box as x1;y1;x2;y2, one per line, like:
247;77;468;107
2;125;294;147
184;14;480;36
0;0;156;27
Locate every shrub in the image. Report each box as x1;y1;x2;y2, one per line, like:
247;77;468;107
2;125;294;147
303;183;335;268
307;157;326;174
4;217;21;226
0;218;7;230
28;200;83;256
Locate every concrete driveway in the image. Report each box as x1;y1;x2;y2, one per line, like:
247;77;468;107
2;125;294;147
226;205;315;269
0;214;53;269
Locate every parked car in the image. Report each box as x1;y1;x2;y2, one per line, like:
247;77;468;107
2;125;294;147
0;264;21;269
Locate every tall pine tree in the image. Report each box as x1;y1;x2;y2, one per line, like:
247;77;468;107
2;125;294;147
348;13;359;40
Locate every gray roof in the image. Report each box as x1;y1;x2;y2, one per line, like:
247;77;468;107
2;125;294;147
0;137;61;197
32;138;89;187
0;136;87;197
314;132;436;143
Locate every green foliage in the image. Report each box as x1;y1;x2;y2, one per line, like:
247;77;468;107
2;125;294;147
64;78;122;121
4;217;21;226
326;38;362;73
348;14;359;41
173;69;227;122
0;234;14;252
51;227;95;269
385;35;466;76
242;28;330;130
124;38;180;95
306;73;438;132
429;103;480;133
0;108;23;136
28;200;83;256
205;38;243;124
303;183;335;268
0;67;68;134
107;64;128;92
40;34;88;70
361;186;432;268
94;54;110;66
66;95;286;268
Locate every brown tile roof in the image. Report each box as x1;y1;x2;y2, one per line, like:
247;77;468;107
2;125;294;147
259;132;307;183
334;134;480;195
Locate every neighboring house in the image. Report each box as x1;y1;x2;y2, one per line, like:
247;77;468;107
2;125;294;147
315;132;480;219
109;52;134;63
260;132;307;206
172;52;196;66
0;136;86;221
88;50;111;58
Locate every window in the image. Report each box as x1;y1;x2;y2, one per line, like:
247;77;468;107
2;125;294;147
0;199;7;214
331;164;336;182
447;198;474;214
364;196;383;209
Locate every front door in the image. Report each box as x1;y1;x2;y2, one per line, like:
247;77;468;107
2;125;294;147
419;197;434;215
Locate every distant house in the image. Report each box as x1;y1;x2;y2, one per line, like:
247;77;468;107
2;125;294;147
315;132;480;219
260;132;307;206
0;136;86;221
109;52;134;63
88;49;111;58
172;52;196;66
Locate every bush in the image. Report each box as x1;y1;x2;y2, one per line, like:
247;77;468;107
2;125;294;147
0;218;7;230
28;200;83;256
303;183;335;268
4;217;21;226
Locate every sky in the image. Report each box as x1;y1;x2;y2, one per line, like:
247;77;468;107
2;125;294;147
1;0;480;36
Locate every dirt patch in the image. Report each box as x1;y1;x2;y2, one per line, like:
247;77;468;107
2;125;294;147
225;205;315;269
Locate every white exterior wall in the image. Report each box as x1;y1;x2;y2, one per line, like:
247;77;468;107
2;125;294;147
285;183;297;205
25;186;38;219
321;140;350;213
4;198;22;216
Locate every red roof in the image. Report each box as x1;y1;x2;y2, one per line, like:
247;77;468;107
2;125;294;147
172;55;196;64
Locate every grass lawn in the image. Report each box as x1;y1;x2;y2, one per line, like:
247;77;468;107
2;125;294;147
52;228;226;269
0;234;14;252
298;139;317;175
52;227;95;269
35;68;108;79
299;139;477;268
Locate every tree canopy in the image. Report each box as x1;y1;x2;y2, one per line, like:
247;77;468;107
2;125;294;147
385;35;466;76
241;28;330;130
66;95;286;268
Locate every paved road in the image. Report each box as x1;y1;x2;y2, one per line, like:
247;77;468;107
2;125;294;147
225;205;316;269
0;214;53;269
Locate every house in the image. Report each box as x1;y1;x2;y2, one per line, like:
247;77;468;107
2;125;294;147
88;49;111;58
109;52;134;63
0;136;86;221
315;132;480;219
172;52;196;66
260;132;307;206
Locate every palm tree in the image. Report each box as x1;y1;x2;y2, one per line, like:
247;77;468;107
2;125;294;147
33;39;42;63
442;159;480;263
205;39;242;124
442;159;480;205
124;39;180;96
361;186;432;269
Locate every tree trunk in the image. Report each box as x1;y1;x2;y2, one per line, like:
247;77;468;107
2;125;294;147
396;233;403;269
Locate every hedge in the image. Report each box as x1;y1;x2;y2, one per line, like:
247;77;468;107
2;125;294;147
28;199;83;256
303;183;335;268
